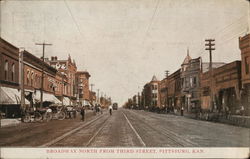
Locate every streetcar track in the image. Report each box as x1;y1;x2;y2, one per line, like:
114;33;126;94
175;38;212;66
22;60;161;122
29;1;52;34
39;113;108;147
122;111;146;147
85;117;110;147
125;110;198;147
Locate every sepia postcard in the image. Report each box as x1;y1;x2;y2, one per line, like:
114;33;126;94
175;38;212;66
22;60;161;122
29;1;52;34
0;0;250;158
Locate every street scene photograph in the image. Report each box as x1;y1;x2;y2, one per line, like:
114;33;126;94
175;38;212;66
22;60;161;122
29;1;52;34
0;0;250;158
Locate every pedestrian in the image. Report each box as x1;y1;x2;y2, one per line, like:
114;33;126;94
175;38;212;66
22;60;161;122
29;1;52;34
80;106;85;121
95;104;98;115
109;105;113;116
181;106;184;116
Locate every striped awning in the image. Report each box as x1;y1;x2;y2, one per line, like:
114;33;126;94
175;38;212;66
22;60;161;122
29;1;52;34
63;97;71;106
0;87;30;105
34;91;61;104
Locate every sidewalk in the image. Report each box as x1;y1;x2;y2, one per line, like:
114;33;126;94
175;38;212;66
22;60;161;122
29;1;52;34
0;118;22;128
0;109;100;128
176;111;250;128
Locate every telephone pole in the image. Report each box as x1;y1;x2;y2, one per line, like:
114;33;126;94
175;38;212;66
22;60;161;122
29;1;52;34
97;89;100;104
35;42;52;108
165;70;169;78
205;39;215;111
90;84;94;104
19;48;25;109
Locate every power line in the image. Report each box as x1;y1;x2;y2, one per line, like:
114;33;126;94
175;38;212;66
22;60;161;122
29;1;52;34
141;0;161;45
64;0;83;38
194;15;248;56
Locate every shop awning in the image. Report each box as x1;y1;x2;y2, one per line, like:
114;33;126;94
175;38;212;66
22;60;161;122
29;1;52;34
83;100;91;106
63;97;71;106
34;91;61;104
0;87;30;105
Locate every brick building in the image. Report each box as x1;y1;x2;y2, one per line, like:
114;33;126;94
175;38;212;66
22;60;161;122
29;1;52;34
143;75;161;111
200;61;241;113
47;55;77;105
0;38;22;117
75;71;90;106
23;50;61;107
239;34;250;114
167;69;181;111
159;77;168;108
214;61;241;113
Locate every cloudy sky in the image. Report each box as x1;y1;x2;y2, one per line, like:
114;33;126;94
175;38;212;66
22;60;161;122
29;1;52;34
1;0;249;105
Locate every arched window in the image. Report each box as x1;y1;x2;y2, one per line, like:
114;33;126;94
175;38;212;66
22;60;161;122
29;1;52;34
31;71;34;86
4;60;8;80
11;63;15;81
35;74;37;87
27;70;30;85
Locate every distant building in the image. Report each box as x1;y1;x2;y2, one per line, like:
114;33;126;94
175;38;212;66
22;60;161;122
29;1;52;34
75;71;90;106
143;75;161;111
167;69;181;110
159;77;168;108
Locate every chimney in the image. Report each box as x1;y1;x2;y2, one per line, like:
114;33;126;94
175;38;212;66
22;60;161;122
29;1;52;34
51;56;54;61
55;56;58;60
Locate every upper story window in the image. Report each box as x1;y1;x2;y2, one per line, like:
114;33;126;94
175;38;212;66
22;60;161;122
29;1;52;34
4;60;8;80
35;74;37;87
193;76;197;85
11;63;15;81
31;72;34;86
27;70;30;85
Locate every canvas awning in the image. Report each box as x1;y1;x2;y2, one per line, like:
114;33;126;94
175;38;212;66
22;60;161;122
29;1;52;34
34;91;61;104
0;87;30;105
83;100;91;106
63;97;71;106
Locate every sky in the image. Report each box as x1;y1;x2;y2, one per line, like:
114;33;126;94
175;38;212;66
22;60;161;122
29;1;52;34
1;0;249;105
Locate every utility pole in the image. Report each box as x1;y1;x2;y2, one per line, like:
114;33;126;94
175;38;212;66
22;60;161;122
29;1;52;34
165;70;169;78
35;42;52;108
205;39;215;111
90;84;94;105
19;49;25;109
97;89;100;104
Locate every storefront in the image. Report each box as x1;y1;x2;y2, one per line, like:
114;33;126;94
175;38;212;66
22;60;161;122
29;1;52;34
0;87;30;118
33;91;62;107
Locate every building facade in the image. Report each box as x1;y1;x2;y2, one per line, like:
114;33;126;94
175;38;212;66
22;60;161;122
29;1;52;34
200;61;241;114
23;50;61;107
75;71;90;106
167;69;181;111
47;55;77;105
143;75;160;111
239;34;250;115
181;56;201;113
0;38;21;117
159;77;168;108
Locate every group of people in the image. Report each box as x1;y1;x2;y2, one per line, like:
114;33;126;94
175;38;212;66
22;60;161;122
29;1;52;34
79;104;114;122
